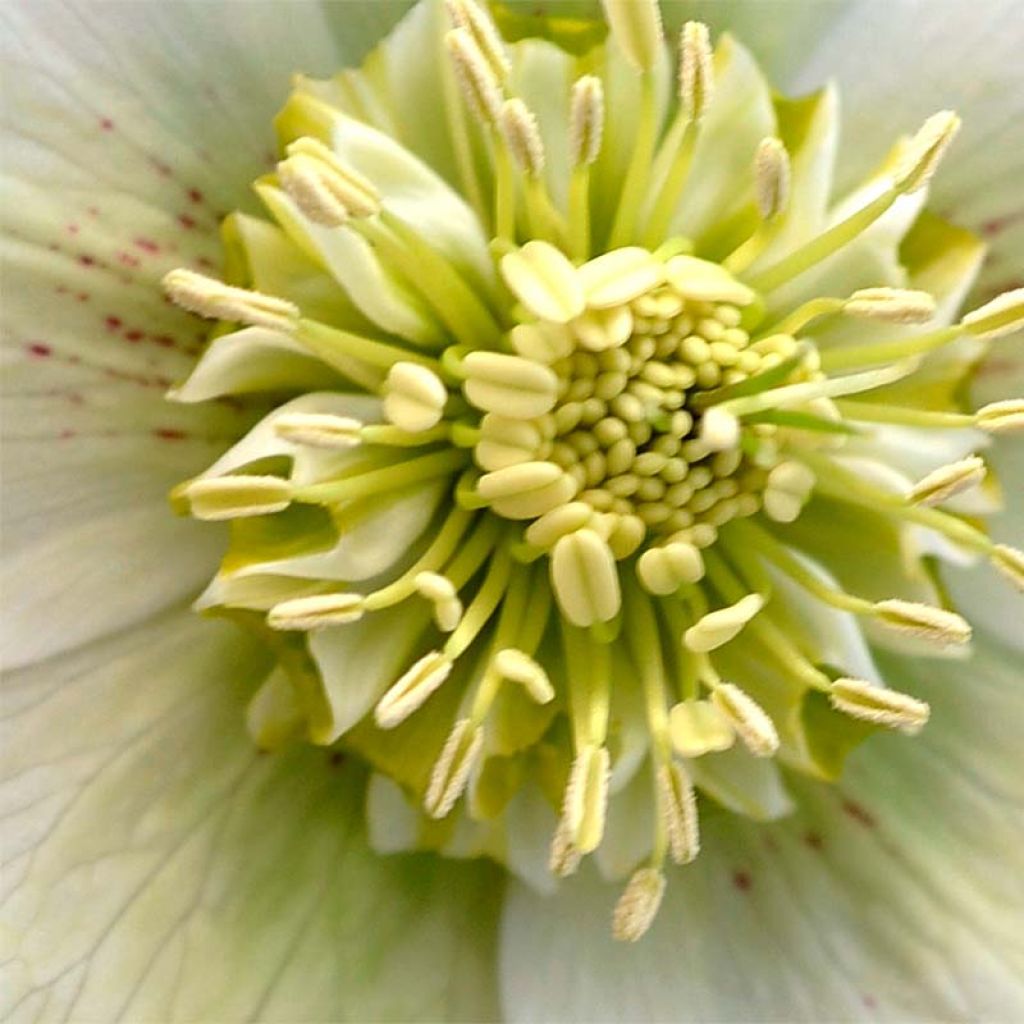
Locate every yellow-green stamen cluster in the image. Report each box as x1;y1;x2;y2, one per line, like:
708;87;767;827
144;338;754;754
162;0;1024;943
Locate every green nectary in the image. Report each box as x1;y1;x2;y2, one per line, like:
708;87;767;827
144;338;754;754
163;0;1023;941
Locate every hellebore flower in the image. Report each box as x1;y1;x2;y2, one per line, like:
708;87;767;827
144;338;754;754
2;0;1023;1019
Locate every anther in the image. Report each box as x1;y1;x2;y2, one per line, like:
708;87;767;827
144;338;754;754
763;461;816;523
501;241;586;323
612;868;666;942
601;0;664;74
679;21;713;121
577;247;664;308
992;544;1024;592
414;572;464;632
570;76;605;167
636;541;704;595
375;651;454;728
550;528;622;626
699;406;741;452
425;717;484;818
829;678;930;735
162;269;299;332
561;744;611;853
524;501;595;549
477;461;578;519
494;648;555;703
907;455;985;507
754;137;790;220
462;351;559;419
383;362;449;433
273;412;363;449
711;683;779;757
548;818;583;878
668;699;735;757
445;27;504;124
844;287;936;323
267;593;365;631
500;98;546;177
278;139;381;225
976;399;1024;434
444;0;510;81
683;594;764;652
657;762;700;865
185;475;292;521
893;110;960;194
960;287;1024;340
871;599;972;648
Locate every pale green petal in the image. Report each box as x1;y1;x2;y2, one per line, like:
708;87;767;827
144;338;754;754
1;608;501;1021
784;0;1024;299
500;631;1024;1022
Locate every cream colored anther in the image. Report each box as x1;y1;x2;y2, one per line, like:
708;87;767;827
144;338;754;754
500;98;546;176
612;869;665;942
711;683;779;756
550;528;621;626
475;414;545;471
162;269;299;332
699;406;741;452
278;139;380;225
462;351;559;419
267;593;365;631
657;762;700;865
992;545;1024;592
976;399;1024;434
577;248;664;308
763;460;816;522
829;678;930;735
872;599;971;648
664;255;756;305
562;744;611;853
669;699;735;757
494;648;555;703
445;27;503;124
636;541;704;595
510;321;575;363
525;501;595;548
444;0;510;80
477;461;578;519
908;456;985;507
679;21;713;121
185;475;292;521
375;651;453;728
414;572;463;632
894;110;960;193
501;241;585;323
683;593;764;652
601;0;664;73
570;75;605;167
425;718;484;818
383;362;448;432
754;137;790;220
273;412;363;450
961;287;1024;340
844;287;936;323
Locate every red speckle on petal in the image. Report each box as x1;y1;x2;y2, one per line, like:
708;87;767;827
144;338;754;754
732;870;752;892
841;798;876;828
66;223;80;235
153;427;187;441
76;292;90;303
116;251;141;268
135;237;160;254
78;254;96;267
125;329;144;342
178;213;197;230
27;342;52;358
188;187;204;204
863;995;878;1011
151;334;176;348
87;206;100;217
980;211;1024;238
100;117;115;132
804;831;825;851
105;315;123;332
196;256;215;270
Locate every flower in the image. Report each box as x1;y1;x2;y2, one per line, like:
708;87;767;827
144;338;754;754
2;0;1023;1018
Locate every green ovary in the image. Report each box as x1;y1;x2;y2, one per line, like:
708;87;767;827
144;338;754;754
163;0;1023;941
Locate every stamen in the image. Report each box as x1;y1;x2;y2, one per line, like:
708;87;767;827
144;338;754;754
871;599;972;649
843;287;936;323
683;593;764;653
710;682;779;756
612;868;666;942
375;650;453;728
445;27;503;125
267;593;365;631
657;762;700;864
960;287;1024;339
524;501;595;549
636;540;704;595
162;269;299;331
600;0;664;73
829;678;930;735
185;475;292;521
668;699;735;757
754;136;790;221
893;110;960;194
907;455;985;507
500;241;585;323
499;98;545;177
277;148;380;227
444;0;510;81
548;817;583;878
976;399;1024;434
577;248;665;308
679;21;713;122
762;461;816;523
570;76;605;168
273;412;363;450
992;544;1024;591
383;362;449;432
550;527;621;626
424;717;484;818
494;648;555;703
477;461;578;519
462;351;560;418
698;406;740;452
560;744;611;853
414;572;464;632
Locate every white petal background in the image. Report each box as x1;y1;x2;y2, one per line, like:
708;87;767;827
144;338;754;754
1;1;1021;1021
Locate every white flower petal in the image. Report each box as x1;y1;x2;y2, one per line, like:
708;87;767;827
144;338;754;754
501;631;1024;1021
1;608;501;1021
